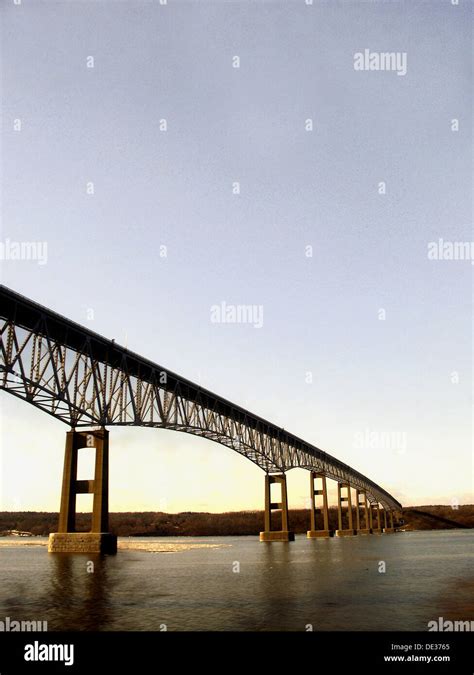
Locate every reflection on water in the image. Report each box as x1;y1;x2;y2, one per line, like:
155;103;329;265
48;555;113;631
0;531;472;631
118;541;230;553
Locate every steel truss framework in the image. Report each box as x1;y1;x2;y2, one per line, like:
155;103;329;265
0;285;401;511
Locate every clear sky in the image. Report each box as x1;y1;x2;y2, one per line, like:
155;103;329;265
0;0;472;514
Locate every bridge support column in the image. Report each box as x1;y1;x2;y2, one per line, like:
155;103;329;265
259;474;295;542
356;490;372;534
48;429;117;554
383;508;395;533
371;503;382;534
336;483;357;536
307;472;334;538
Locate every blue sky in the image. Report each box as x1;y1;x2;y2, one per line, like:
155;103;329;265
0;0;472;513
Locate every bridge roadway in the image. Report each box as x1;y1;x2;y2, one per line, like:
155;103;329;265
0;285;402;552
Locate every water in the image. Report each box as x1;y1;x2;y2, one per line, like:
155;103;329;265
0;530;472;631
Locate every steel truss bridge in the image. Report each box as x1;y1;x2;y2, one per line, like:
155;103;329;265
0;286;401;510
0;285;401;518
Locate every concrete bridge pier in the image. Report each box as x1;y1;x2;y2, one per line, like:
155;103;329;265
336;483;357;536
383;508;395;533
307;472;334;538
259;473;295;541
48;428;117;554
371;503;382;534
356;489;372;534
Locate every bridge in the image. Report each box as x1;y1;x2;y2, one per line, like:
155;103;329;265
0;285;402;552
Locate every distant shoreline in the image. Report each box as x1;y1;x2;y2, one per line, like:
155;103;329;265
0;505;472;537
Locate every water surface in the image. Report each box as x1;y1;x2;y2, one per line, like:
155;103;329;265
0;531;472;631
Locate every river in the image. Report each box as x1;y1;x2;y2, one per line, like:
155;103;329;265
0;530;472;631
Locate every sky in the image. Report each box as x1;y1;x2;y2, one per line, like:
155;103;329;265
0;0;472;515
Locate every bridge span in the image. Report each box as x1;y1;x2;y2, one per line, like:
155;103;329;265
0;285;401;552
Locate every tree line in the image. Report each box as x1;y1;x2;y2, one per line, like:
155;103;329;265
0;505;472;537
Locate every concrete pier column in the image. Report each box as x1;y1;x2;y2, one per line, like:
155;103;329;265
383;508;395;533
259;473;295;542
355;489;361;530
371;503;382;534
57;430;78;533
336;483;357;536
49;429;117;553
91;431;109;533
364;494;370;529
356;490;372;534
347;486;354;529
307;472;334;538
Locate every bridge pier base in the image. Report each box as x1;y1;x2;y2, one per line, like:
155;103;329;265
307;472;334;538
48;428;117;554
48;532;117;553
259;474;295;542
